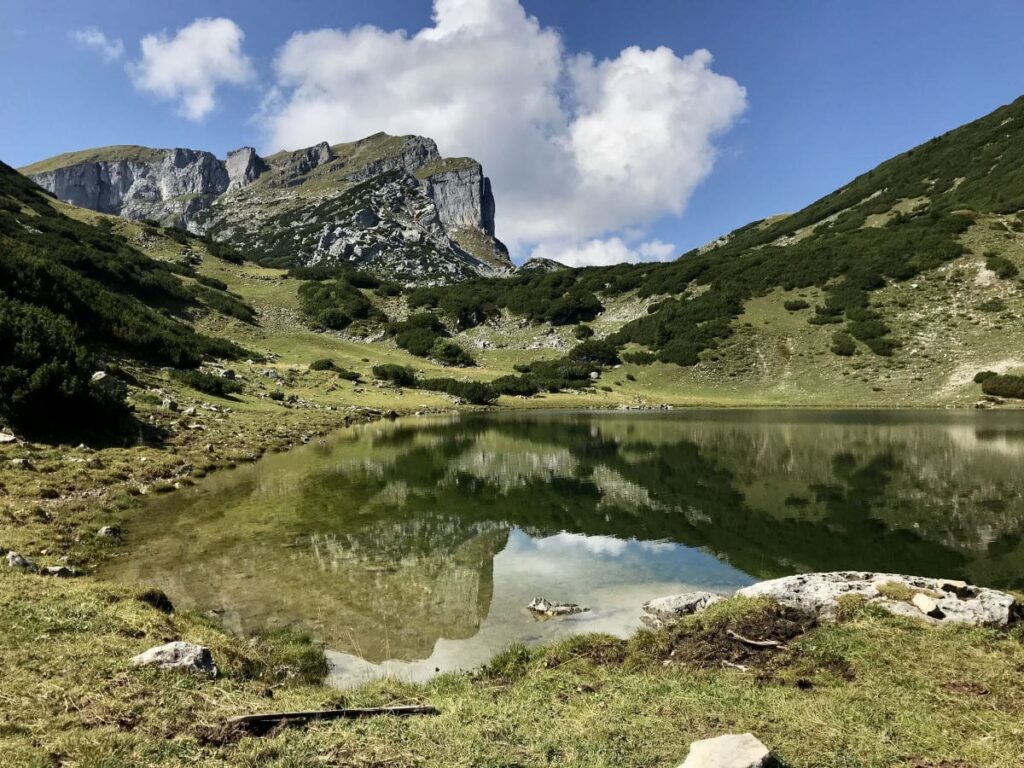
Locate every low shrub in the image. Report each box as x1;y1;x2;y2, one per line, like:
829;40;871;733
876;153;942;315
981;373;1024;399
784;299;810;311
372;364;417;387
171;369;243;397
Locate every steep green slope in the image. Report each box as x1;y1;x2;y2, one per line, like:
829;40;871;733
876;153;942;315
402;95;1024;405
0;163;251;439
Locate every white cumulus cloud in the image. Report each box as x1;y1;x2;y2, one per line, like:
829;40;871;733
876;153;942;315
71;27;124;62
530;237;676;268
130;18;255;121
262;0;746;264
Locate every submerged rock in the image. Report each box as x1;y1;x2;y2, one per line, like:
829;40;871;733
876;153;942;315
642;591;726;629
131;641;218;676
737;572;1021;627
679;733;774;767
527;597;588;617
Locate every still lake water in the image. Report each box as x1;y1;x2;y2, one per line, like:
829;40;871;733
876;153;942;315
101;410;1024;686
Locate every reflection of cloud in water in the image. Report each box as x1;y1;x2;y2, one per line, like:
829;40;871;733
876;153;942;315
326;527;752;688
526;531;676;558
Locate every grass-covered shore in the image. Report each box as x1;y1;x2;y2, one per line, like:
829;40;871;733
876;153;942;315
2;571;1022;767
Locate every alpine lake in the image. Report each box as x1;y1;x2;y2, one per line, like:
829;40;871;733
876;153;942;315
99;410;1024;687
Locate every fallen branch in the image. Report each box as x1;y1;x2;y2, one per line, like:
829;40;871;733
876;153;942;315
722;660;749;671
226;705;439;734
726;629;784;649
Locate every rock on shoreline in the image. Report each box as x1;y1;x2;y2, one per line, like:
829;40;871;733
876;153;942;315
644;572;1022;628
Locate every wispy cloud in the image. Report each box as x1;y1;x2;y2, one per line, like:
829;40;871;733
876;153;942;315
70;27;124;62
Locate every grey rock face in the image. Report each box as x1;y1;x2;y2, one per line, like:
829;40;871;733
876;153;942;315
131;641;218;676
679;733;774;768
642;591;726;629
737;572;1022;626
225;146;267;191
419;163;495;235
30;149;229;228
27;133;511;282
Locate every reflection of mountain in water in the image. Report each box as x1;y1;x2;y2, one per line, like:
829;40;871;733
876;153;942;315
101;411;1024;668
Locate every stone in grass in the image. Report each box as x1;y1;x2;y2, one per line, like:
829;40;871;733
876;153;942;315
132;641;218;677
6;551;39;572
679;733;775;768
642;591;726;629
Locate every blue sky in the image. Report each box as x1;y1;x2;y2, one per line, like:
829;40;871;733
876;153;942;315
4;1;1024;264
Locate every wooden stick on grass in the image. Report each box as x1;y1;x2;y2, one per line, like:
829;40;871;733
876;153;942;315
226;704;439;734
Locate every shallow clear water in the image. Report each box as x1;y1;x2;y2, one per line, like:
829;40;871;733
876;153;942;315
100;409;1024;686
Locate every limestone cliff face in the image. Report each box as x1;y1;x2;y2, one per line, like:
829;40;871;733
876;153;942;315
23;133;510;281
28;148;232;228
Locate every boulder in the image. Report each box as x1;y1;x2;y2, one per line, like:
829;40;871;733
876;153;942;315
0;430;17;444
96;525;122;540
737;572;1021;626
91;371;128;399
6;551;38;572
162;399;178;412
679;733;774;768
131;641;218;676
642;591;726;629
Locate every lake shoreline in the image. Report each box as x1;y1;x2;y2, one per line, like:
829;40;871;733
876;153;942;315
3;400;1024;765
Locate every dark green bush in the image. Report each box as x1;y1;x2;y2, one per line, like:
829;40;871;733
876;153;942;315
784;299;810;311
418;378;497;405
573;324;594;340
430;338;475;366
372;364;417;387
981;373;1024;399
568;339;620;367
830;332;857;356
974;370;997;383
171;369;243;397
309;359;337;371
984;251;1019;279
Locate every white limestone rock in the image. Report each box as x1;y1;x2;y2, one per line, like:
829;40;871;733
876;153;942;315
131;641;218;676
642;591;726;629
737;572;1021;626
679;733;774;768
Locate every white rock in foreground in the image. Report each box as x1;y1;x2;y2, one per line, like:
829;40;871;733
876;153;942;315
131;641;218;676
642;591;726;629
680;733;774;768
737;572;1021;626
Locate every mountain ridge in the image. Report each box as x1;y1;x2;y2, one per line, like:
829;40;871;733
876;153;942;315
22;133;512;283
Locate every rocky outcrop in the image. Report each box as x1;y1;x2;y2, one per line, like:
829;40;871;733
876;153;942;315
25;133;511;282
679;733;775;768
418;163;496;236
225;147;267;191
131;641;218;676
28;148;230;227
736;572;1022;626
646;572;1022;628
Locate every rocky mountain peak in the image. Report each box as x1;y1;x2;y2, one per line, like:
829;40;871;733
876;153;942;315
20;133;511;282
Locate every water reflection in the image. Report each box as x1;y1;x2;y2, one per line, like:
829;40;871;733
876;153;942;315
100;410;1024;684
